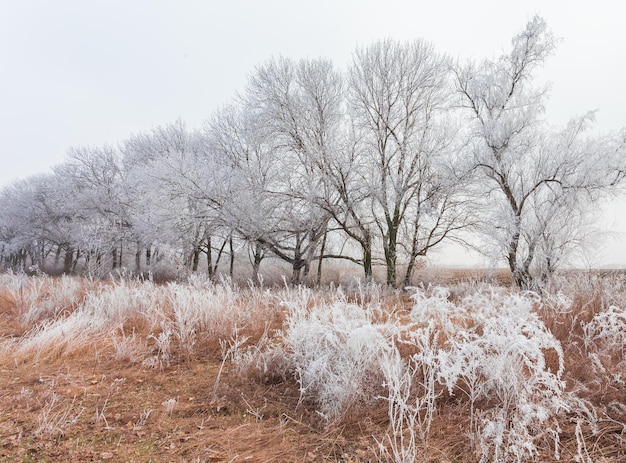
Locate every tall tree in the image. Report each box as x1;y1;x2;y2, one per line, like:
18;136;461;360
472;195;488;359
455;16;626;288
240;56;344;284
348;39;467;286
205;103;278;283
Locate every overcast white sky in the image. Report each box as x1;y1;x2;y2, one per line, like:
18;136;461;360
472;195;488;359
1;0;624;266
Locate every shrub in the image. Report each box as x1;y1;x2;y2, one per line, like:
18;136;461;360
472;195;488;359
438;291;566;462
282;298;395;421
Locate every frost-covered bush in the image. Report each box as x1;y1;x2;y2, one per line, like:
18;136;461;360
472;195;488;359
437;291;566;463
14;281;151;359
410;286;457;320
378;322;441;463
385;289;569;462
581;304;626;402
282;299;395;421
583;305;626;357
161;280;253;356
2;275;273;363
272;286;570;458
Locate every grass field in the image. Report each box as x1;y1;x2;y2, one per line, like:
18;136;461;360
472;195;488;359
0;271;624;462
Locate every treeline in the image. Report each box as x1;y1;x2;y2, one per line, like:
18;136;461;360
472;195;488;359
1;17;625;288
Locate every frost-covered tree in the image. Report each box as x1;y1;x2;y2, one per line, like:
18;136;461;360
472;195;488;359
0;175;52;270
313;126;378;281
456;16;626;288
122;120;224;276
0;173;84;273
54;145;131;273
239;57;344;284
348;39;468;286
205;103;279;283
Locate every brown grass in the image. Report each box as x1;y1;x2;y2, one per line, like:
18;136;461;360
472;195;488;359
0;271;624;462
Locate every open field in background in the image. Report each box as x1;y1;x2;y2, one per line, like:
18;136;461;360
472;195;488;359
0;270;624;462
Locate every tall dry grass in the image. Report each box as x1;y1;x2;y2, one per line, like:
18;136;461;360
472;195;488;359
0;270;624;462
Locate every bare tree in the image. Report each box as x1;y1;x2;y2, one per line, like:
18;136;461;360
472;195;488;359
315;128;378;281
238;56;344;284
55;145;131;274
0;176;54;271
205;103;279;283
0;173;86;274
348;39;467;286
122;120;225;276
455;16;626;288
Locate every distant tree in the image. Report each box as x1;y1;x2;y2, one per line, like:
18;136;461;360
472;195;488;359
205;103;278;283
313;126;378;281
122;120;225;276
54;145;130;274
455;16;626;288
0;176;51;271
0;173;84;273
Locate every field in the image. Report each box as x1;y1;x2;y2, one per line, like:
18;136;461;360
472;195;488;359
0;271;624;462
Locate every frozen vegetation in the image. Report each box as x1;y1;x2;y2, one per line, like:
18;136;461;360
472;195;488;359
1;16;625;291
0;272;624;461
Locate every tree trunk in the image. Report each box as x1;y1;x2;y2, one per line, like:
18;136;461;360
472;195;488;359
290;235;304;286
229;235;234;279
363;233;373;282
404;251;425;287
112;247;118;270
210;236;229;280
63;247;74;275
72;248;80;272
291;262;303;286
508;229;536;289
135;246;142;273
384;225;398;286
191;247;200;272
316;229;328;286
206;236;213;279
54;245;62;268
145;247;152;266
512;266;532;289
404;259;416;287
38;241;46;270
251;243;264;285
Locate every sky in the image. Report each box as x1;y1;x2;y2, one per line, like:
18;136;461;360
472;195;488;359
1;0;625;266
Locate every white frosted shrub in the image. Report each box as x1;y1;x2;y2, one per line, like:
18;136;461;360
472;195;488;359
283;300;395;421
111;327;148;363
409;286;455;317
583;305;626;356
165;284;204;354
43;275;83;312
378;322;441;463
5;276;264;362
3;274;85;326
0;271;25;291
349;280;387;311
17;303;109;360
582;304;626;398
409;285;468;333
437;291;566;463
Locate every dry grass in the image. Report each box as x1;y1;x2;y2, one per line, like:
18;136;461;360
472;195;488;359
0;270;624;462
